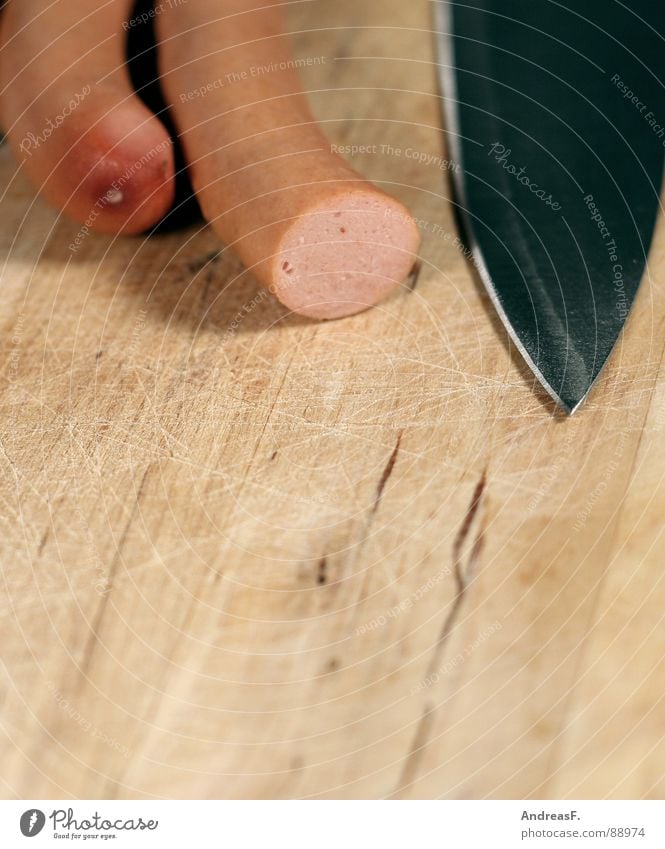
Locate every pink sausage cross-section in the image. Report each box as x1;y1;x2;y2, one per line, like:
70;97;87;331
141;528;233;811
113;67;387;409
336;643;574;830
158;0;420;319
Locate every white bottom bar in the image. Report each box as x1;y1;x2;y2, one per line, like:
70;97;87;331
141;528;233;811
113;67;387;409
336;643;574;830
1;800;663;848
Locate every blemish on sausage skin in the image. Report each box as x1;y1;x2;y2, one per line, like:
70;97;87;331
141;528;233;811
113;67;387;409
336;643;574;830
62;139;175;234
103;188;124;205
77;181;169;233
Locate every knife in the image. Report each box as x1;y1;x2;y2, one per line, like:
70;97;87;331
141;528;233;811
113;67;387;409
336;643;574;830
435;0;665;412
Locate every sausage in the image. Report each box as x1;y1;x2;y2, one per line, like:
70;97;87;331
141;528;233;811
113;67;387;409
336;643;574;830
157;0;420;318
0;0;175;235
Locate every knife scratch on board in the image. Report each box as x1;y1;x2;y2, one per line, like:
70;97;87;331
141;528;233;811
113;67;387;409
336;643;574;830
427;468;487;677
391;469;489;795
371;431;403;515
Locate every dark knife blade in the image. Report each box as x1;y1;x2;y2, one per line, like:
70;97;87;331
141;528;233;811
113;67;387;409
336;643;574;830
436;0;665;412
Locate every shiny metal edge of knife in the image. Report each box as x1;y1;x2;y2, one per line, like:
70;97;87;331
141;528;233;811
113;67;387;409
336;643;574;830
433;0;597;415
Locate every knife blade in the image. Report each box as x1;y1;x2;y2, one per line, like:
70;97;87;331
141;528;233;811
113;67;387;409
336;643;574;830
435;0;665;412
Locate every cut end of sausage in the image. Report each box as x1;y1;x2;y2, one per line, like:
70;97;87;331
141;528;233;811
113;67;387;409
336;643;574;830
270;190;421;320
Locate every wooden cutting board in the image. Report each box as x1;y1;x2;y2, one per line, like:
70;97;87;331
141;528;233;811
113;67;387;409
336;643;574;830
1;0;664;799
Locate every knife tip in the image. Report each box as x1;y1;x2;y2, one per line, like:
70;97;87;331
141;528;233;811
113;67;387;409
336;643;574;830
547;387;590;417
529;369;591;417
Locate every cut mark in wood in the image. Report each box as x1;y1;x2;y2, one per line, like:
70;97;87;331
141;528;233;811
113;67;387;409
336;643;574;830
290;755;305;773
186;250;221;275
77;464;153;684
372;431;403;515
453;470;487;570
391;469;488;797
390;702;435;797
427;467;487;669
317;557;328;585
37;527;50;556
406;261;423;292
324;656;340;674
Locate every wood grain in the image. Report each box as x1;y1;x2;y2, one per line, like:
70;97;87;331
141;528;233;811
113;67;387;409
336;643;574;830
0;0;664;799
